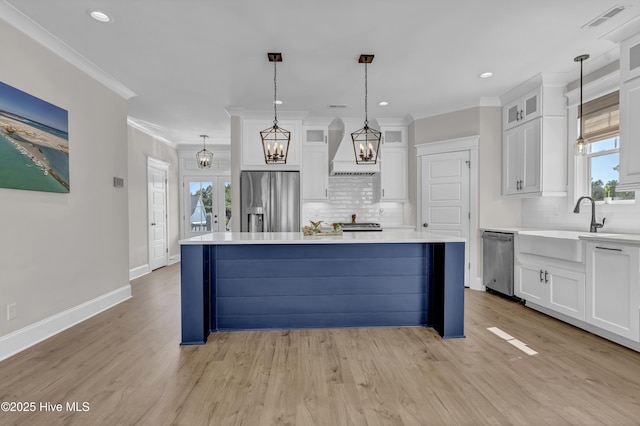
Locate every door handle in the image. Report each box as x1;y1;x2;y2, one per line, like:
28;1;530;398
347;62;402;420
423;223;429;228
151;222;156;226
544;271;549;283
540;270;544;282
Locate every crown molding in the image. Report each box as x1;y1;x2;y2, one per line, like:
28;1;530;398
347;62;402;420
0;1;136;100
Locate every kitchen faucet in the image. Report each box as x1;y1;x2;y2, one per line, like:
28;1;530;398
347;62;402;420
573;196;606;233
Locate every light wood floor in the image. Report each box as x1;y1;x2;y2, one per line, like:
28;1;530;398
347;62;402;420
1;264;640;426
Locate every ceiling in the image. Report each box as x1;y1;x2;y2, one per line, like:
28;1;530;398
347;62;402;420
3;0;640;146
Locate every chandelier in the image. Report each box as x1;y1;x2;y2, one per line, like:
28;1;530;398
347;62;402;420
196;134;213;168
351;54;381;164
574;54;590;156
260;52;290;164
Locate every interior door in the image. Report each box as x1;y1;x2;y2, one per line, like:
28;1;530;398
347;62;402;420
421;151;470;285
148;163;168;270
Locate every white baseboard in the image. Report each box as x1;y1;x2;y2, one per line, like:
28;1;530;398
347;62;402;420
129;264;150;280
469;276;484;291
169;254;180;265
0;285;131;362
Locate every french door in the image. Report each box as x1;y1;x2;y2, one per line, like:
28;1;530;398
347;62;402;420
183;176;231;238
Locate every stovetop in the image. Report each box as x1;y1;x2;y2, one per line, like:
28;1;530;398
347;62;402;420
339;222;383;232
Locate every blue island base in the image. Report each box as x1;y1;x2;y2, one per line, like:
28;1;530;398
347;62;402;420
180;241;465;345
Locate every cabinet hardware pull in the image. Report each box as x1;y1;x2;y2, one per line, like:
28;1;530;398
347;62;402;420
540;270;544;282
544;271;549;283
595;246;623;252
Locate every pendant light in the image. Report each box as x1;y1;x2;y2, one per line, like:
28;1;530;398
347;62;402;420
196;134;213;168
574;54;590;156
351;54;381;164
261;52;290;164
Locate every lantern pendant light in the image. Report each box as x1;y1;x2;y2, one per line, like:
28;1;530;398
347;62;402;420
196;134;213;168
574;54;590;156
351;54;381;164
261;53;290;164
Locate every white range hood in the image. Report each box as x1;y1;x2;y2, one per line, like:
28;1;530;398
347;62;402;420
330;118;380;176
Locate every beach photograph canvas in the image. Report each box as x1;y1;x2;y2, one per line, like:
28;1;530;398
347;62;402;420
0;81;69;193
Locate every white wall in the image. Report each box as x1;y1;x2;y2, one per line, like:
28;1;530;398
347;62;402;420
0;20;130;350
127;126;180;272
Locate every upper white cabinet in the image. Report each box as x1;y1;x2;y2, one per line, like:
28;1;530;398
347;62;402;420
618;32;640;191
381;126;407;146
241;119;301;170
586;241;640;342
503;119;541;195
375;147;408;201
503;88;541;130
500;74;567;197
303;126;328;145
375;121;408;201
620;31;640;83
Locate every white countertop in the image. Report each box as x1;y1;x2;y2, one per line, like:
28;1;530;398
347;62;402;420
180;231;465;245
482;227;640;246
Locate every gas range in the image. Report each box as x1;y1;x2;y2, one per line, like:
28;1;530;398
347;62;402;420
338;222;383;232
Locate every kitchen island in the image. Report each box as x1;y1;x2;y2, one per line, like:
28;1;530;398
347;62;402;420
179;231;465;345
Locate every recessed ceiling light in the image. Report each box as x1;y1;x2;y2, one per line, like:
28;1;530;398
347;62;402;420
274;100;283;105
479;72;494;79
90;10;112;23
378;101;389;106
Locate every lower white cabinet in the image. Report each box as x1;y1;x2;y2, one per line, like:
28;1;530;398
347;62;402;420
585;242;640;341
517;261;585;321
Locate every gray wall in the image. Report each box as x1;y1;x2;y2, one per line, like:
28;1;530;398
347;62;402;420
408;106;520;229
0;20;130;337
127;126;180;271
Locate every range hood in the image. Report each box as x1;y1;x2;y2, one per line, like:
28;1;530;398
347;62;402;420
330;118;380;176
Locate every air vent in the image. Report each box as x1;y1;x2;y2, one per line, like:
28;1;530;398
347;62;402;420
328;104;347;109
584;5;626;28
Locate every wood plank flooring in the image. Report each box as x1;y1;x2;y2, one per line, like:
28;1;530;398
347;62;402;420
1;263;639;425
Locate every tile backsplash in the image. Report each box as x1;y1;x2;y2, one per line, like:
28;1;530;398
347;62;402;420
302;176;404;227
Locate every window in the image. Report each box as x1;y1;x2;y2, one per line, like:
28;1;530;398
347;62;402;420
581;91;635;202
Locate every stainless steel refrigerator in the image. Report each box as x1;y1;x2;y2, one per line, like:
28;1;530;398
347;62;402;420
240;171;300;232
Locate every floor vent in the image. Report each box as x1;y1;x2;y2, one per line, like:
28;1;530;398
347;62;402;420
584;5;626;28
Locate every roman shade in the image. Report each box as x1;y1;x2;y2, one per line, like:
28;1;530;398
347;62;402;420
581;91;619;143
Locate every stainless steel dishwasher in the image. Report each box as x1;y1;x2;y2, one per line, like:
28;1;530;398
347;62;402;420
482;231;515;297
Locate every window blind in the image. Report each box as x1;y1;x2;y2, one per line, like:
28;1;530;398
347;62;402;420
580;91;619;143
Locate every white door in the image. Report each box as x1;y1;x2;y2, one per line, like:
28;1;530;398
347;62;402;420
148;161;168;271
421;151;470;285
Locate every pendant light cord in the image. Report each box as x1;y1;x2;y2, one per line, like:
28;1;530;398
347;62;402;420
273;60;278;127
578;58;583;139
364;61;368;126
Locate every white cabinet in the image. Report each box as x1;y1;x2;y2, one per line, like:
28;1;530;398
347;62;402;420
618;76;640;190
381;126;407;146
241;119;301;170
585;242;640;341
503;88;541;130
303;126;328;145
375;146;407;201
302;146;328;200
503;119;541;195
517;261;585;321
620;31;640;83
501;75;567;198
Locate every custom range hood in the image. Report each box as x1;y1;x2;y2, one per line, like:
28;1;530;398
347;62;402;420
330;118;380;176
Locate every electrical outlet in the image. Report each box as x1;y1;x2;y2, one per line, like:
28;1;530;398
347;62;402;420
7;304;16;321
